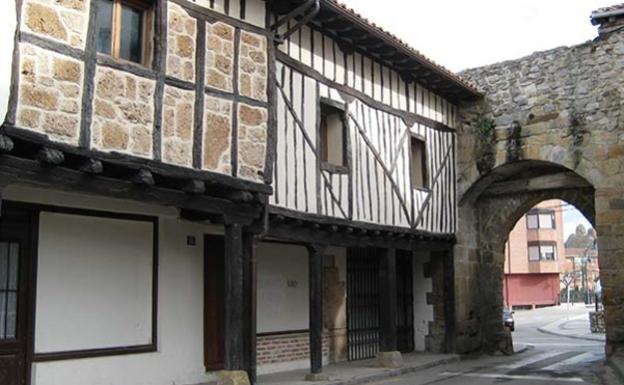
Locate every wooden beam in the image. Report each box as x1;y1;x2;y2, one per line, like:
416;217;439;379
224;223;246;371
0;154;262;220
482;172;592;196
182;179;206;194
379;248;397;352
307;243;325;375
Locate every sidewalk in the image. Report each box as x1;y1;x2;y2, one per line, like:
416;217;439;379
258;353;459;385
538;313;606;342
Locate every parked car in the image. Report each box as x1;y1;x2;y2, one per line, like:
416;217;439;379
503;305;515;331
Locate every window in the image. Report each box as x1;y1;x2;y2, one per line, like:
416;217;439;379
0;242;19;340
410;136;427;189
96;0;153;66
526;209;555;229
528;242;557;261
320;100;347;169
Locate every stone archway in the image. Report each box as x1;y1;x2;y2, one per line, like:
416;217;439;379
452;161;602;355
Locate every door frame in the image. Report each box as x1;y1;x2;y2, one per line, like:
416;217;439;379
0;202;38;385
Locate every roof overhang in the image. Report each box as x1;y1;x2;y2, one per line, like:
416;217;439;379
269;0;482;103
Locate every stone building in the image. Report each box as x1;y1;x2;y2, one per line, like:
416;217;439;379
0;1;480;385
1;0;623;384
503;199;565;309
454;2;624;375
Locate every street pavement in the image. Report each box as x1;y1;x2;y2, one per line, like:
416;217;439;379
369;305;617;385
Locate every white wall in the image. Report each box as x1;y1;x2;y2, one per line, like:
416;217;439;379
35;213;154;353
256;242;309;333
0;1;16;122
4;186;223;385
413;251;434;352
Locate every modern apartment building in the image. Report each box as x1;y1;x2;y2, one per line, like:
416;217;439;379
503;200;565;309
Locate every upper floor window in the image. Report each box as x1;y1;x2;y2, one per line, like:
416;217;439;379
526;209;555;229
96;0;153;66
528;242;557;261
320;99;347;170
410;136;428;189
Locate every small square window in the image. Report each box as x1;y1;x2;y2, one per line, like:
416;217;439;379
528;246;540;261
96;0;153;66
526;214;539;229
320;101;346;168
410;136;427;189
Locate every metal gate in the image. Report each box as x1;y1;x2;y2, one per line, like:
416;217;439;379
347;248;415;361
396;250;415;353
347;248;380;361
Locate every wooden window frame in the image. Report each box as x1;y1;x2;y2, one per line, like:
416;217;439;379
99;0;154;67
409;134;429;191
319;98;349;174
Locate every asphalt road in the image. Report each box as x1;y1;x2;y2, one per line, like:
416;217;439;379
371;305;613;385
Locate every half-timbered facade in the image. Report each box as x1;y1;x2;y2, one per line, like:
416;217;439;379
0;0;480;385
257;0;480;380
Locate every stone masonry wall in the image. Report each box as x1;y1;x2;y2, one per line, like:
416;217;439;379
16;44;83;144
167;3;196;82
91;67;155;157
11;0;270;183
206;21;234;92
239;31;268;102
237;104;267;180
162;86;194;167
22;0;89;49
454;24;624;358
203;95;233;174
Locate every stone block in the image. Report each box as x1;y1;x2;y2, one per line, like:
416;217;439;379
217;371;250;385
25;3;67;41
375;351;403;368
305;372;329;382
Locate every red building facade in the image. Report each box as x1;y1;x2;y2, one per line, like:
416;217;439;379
503;200;565;309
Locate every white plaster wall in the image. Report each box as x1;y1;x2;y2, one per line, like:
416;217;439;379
413;251;434;352
4;186;223;385
35;213;154;353
0;2;16;122
256;242;309;333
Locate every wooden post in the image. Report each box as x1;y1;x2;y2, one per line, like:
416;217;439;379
244;233;257;384
224;223;256;383
306;244;327;381
223;224;247;371
379;247;398;352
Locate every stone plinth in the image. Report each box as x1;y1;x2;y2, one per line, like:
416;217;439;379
375;351;403;368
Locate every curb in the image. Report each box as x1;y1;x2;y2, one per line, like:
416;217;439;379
513;343;533;355
321;356;461;385
537;315;606;342
537;325;605;342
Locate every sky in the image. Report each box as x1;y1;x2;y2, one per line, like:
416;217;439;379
562;204;594;240
336;0;615;71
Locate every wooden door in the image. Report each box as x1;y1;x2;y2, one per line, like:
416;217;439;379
204;235;225;371
0;206;33;385
396;250;414;353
